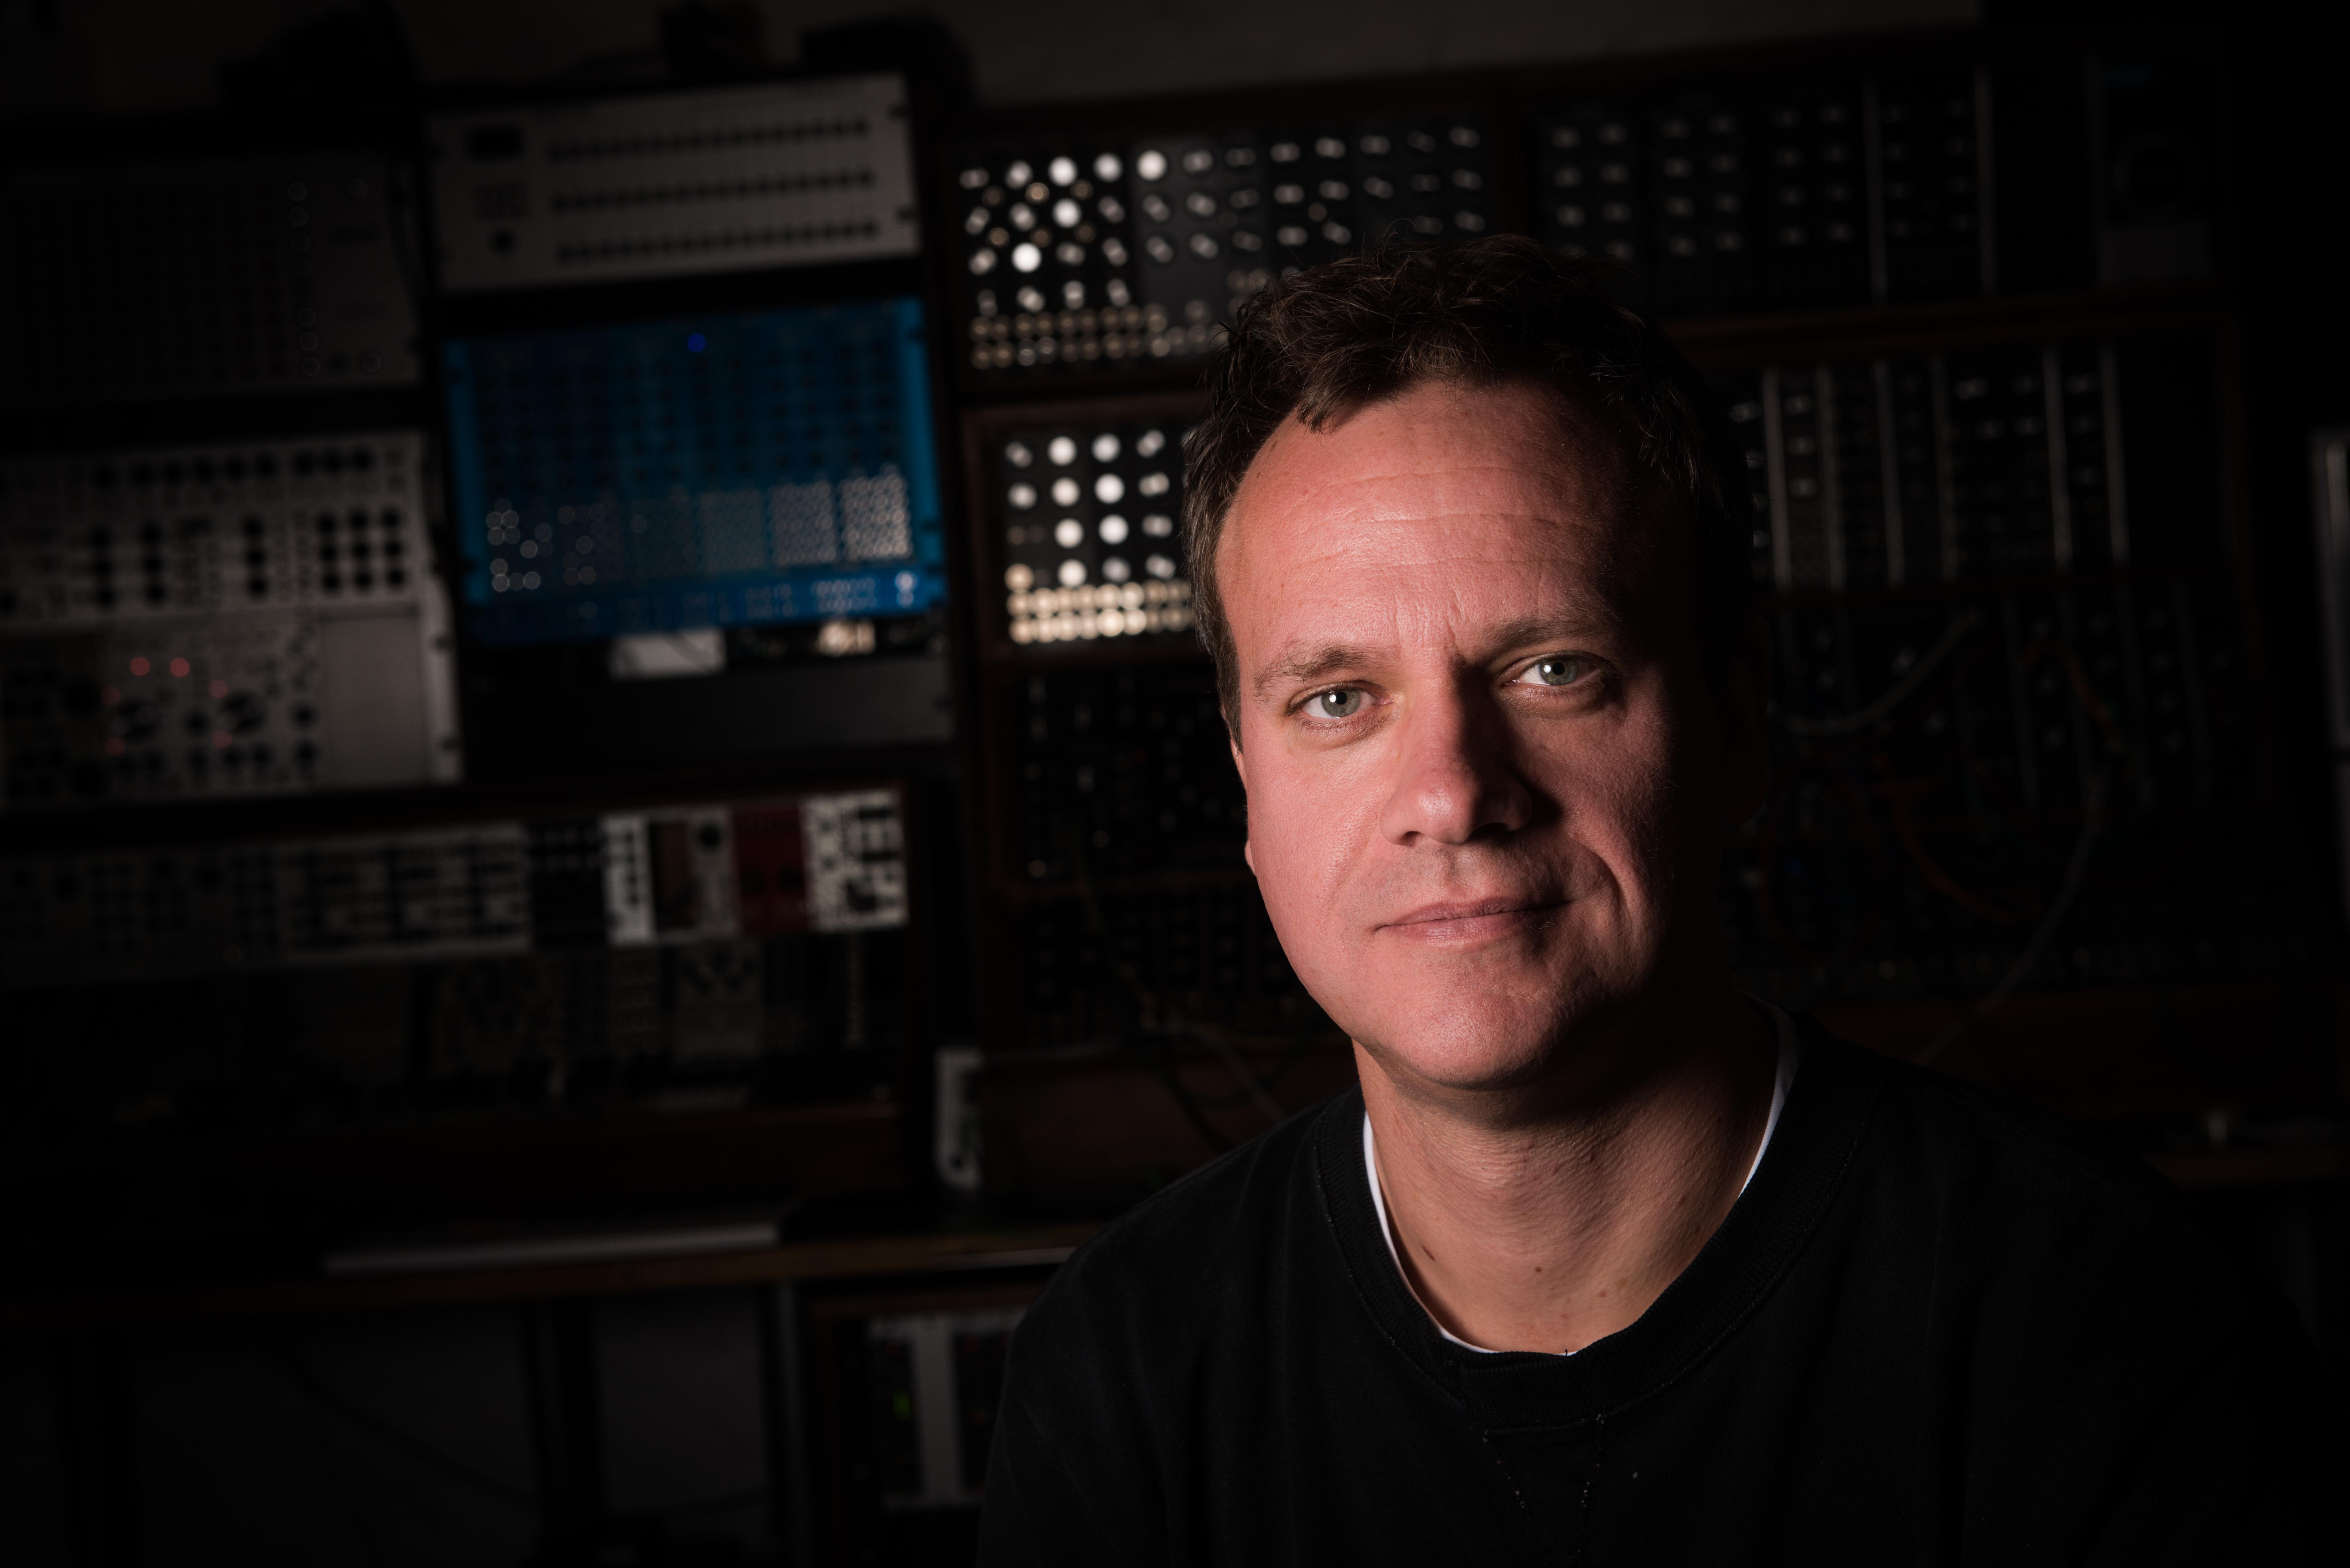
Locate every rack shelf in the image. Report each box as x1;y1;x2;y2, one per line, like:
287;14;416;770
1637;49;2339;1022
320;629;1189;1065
0;1221;1101;1328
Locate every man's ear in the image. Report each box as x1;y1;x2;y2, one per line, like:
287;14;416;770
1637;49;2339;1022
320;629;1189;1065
1229;725;1254;873
1720;612;1771;828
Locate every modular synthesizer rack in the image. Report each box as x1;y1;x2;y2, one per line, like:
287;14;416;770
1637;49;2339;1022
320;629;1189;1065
0;150;421;409
1688;320;2293;1009
0;29;2282;1216
0;69;959;1246
2;787;913;1133
426;72;959;776
942;35;2222;389
0;432;460;807
950;113;1497;376
0;786;906;982
943;29;2310;1183
2;29;2321;1568
1710;338;2161;591
425;73;921;294
959;313;2293;1050
441;298;946;648
967;403;1198;654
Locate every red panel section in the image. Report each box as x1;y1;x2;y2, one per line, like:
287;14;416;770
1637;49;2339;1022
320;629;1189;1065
733;802;807;934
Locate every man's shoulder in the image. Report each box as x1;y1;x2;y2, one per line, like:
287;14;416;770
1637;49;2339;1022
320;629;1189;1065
1018;1091;1348;1351
1835;1024;2182;1199
1805;1021;2249;1315
1800;1020;2332;1521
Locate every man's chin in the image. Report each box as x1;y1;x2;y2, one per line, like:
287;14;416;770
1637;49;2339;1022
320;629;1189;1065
1343;977;1643;1098
1353;1021;1582;1097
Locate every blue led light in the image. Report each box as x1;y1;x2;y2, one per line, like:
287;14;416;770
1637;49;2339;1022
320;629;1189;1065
686;333;706;352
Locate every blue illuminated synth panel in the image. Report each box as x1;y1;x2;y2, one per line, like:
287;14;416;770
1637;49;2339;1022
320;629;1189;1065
443;297;945;645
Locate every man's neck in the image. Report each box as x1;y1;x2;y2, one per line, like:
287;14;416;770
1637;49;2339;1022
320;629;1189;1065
1358;984;1778;1354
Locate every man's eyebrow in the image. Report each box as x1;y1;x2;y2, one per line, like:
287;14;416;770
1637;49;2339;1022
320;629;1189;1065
1251;643;1378;701
1247;615;1620;702
1477;611;1621;651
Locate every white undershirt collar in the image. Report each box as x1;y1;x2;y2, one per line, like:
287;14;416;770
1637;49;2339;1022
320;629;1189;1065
1362;1002;1802;1355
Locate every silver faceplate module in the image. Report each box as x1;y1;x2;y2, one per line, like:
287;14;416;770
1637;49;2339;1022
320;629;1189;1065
428;74;920;292
0;432;462;807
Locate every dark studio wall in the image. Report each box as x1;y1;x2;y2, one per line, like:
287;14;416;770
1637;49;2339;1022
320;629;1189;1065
7;0;1977;113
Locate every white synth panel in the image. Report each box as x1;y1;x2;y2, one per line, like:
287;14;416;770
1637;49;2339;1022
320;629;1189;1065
0;593;462;807
803;788;909;931
867;1307;1028;1509
0;432;461;808
0;433;429;629
428;74;919;292
0;790;910;984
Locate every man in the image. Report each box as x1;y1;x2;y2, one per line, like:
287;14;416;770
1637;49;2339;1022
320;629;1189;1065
978;237;2331;1562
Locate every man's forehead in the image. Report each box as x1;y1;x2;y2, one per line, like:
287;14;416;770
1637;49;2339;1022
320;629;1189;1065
1232;379;1631;522
1219;381;1665;606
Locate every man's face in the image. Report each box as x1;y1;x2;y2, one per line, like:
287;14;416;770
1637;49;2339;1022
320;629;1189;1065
1221;378;1763;1094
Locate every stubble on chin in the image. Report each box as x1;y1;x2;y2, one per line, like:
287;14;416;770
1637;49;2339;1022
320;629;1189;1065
1328;900;1656;1098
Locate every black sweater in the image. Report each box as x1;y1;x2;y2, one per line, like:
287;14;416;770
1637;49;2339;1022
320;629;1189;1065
979;1022;2336;1564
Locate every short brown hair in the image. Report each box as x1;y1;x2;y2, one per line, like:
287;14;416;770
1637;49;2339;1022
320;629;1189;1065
1181;235;1753;729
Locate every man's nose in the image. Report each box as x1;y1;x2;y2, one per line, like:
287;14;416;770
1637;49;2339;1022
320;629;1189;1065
1376;678;1532;847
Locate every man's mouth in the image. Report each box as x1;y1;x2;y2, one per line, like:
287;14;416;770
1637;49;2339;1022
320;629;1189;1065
1378;897;1566;939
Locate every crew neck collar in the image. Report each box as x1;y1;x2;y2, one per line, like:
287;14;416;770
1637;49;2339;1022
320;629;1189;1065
1361;1004;1803;1355
1312;1014;1882;1430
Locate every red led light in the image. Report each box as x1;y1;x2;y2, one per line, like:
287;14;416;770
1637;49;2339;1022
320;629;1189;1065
170;657;191;678
104;737;125;756
129;656;150;676
212;730;232;750
209;680;229;700
100;686;121;706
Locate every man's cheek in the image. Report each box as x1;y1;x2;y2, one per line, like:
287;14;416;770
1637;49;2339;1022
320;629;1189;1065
1257;847;1343;987
1269;804;1363;926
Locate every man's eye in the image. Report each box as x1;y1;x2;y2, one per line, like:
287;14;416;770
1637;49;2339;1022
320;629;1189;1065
1311;688;1365;718
1527;656;1588;687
